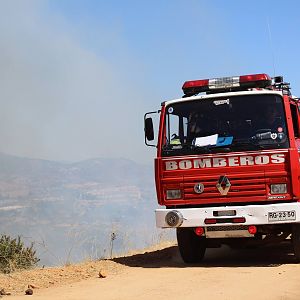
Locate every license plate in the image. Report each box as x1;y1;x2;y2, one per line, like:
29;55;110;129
268;210;296;222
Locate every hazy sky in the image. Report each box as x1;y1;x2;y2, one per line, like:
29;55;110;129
0;0;300;164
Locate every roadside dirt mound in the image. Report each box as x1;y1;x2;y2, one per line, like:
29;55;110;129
0;242;175;296
0;259;124;296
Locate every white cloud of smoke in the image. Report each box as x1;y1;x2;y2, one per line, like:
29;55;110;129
0;0;151;163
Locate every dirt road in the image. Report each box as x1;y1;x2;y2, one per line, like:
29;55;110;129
5;243;300;300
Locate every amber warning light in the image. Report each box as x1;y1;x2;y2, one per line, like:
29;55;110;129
182;73;272;96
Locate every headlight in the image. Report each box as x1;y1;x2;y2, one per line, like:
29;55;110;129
166;189;182;199
270;184;287;194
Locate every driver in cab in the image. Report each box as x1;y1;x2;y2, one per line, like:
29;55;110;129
187;112;207;143
264;105;285;135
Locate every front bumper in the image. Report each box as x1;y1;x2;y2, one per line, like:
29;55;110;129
156;202;300;228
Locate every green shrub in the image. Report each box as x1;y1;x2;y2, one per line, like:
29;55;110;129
0;235;40;273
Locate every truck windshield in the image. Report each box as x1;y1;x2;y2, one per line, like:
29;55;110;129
162;94;289;156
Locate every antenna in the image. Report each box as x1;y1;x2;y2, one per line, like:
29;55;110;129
267;17;276;77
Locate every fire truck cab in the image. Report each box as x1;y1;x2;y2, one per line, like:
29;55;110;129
144;73;300;263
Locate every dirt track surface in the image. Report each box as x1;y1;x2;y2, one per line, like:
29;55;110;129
2;242;300;300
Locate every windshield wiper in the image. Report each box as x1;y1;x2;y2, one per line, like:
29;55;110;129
191;145;214;153
231;138;271;150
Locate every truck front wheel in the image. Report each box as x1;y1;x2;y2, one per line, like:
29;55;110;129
176;228;206;263
292;224;300;262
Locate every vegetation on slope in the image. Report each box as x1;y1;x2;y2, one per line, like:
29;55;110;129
0;235;39;273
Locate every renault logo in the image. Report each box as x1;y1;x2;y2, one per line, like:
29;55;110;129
194;183;204;194
216;175;231;195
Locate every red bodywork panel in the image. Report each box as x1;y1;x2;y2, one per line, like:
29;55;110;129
154;94;300;207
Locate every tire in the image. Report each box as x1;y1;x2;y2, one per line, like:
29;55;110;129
176;228;206;263
292;224;300;262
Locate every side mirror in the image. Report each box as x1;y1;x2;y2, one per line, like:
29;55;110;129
144;117;154;141
144;110;160;147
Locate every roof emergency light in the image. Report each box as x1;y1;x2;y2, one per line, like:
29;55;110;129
182;73;272;96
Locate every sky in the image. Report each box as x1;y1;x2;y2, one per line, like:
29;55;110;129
0;0;300;164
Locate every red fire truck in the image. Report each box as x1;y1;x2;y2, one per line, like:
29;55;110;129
144;73;300;263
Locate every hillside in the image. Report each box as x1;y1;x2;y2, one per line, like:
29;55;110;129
0;153;167;266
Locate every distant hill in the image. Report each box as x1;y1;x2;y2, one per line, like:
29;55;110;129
0;153;168;266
